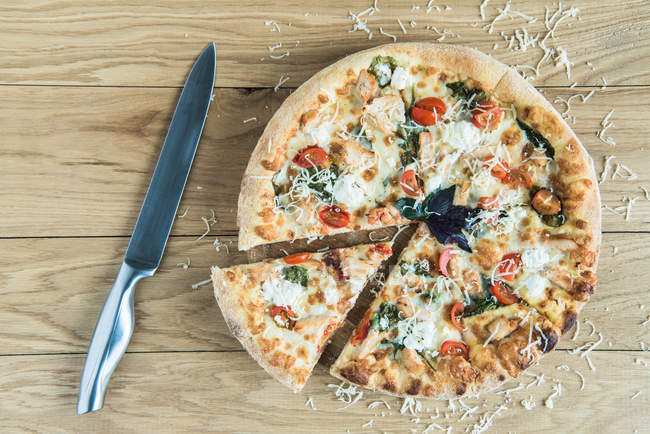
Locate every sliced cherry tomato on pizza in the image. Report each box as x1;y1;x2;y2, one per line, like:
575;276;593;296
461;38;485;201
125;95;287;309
531;189;562;215
477;196;499;210
400;169;422;196
490;281;519;305
351;311;372;346
270;305;297;329
439;248;454;277
293;146;329;168
370;243;393;256
441;340;469;360
411;97;447;126
283;252;311;264
472;100;503;132
450;302;467;332
504;168;533;189
482;157;510;179
318;205;350;228
416;97;448;114
497;253;522;282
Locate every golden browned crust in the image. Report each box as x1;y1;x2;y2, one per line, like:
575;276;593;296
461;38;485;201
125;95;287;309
238;43;511;250
492;69;601;275
491;69;601;322
212;266;306;391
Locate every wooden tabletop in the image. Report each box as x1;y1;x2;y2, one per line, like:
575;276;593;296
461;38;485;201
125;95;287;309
1;1;649;432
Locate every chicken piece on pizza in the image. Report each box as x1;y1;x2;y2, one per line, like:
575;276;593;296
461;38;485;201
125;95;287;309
211;242;393;391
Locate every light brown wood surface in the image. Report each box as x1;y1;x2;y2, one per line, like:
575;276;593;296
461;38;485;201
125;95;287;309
3;86;649;237
1;1;648;433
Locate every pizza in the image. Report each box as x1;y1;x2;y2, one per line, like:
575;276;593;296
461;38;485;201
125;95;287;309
211;242;392;391
226;43;600;398
330;224;566;398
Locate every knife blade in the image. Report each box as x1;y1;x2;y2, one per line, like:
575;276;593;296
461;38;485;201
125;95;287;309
77;42;216;415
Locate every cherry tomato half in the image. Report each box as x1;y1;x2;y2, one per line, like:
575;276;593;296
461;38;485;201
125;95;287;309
351;311;372;346
450;302;467;332
441;340;469;360
270;305;297;329
293;146;329;168
483;157;510;179
477;196;499;211
472;100;503;132
531;189;562;215
504;168;533;189
490;281;519;305
400;169;422;196
318;205;350;228
283;252;311;264
411;97;447;126
439;248;454;277
497;253;522;282
370;243;393;256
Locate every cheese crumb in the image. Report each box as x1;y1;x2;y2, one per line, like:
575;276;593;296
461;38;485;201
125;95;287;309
177;207;189;219
597;109;616;146
191;278;211;290
274;75;290;92
176;257;190;270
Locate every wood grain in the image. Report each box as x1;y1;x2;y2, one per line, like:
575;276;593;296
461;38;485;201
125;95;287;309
0;351;647;433
1;232;647;355
2;1;649;430
0;1;648;88
2;86;649;238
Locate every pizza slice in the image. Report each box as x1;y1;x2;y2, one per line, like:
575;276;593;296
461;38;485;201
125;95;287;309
211;242;393;391
330;224;560;398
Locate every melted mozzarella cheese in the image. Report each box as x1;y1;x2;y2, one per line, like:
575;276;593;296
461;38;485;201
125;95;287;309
320;275;340;305
308;124;333;147
521;247;553;271
396;317;460;352
333;174;367;209
390;66;409;90
397;318;435;351
519;274;548;302
261;277;304;310
438;121;483;152
470;167;498;196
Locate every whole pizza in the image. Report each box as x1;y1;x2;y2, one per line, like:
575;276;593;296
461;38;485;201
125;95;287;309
213;43;601;398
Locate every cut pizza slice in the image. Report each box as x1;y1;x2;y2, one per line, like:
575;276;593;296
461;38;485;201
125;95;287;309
330;224;561;399
211;242;393;391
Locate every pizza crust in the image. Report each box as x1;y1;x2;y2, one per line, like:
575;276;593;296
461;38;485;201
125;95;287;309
491;68;602;271
212;266;305;391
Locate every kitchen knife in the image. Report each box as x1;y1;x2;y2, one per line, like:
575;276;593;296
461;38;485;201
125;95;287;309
77;42;216;415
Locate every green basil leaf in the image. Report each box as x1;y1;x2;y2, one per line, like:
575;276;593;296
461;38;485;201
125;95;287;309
368;55;397;87
517;120;555;159
395;197;422;220
281;266;309;287
370;302;400;331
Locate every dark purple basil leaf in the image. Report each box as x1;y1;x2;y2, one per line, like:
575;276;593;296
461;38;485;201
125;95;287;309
446;232;472;253
425;212;473;253
425;185;455;216
446;205;472;225
465;208;483;228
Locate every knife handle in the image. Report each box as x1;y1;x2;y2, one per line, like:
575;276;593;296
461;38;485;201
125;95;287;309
77;261;154;415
